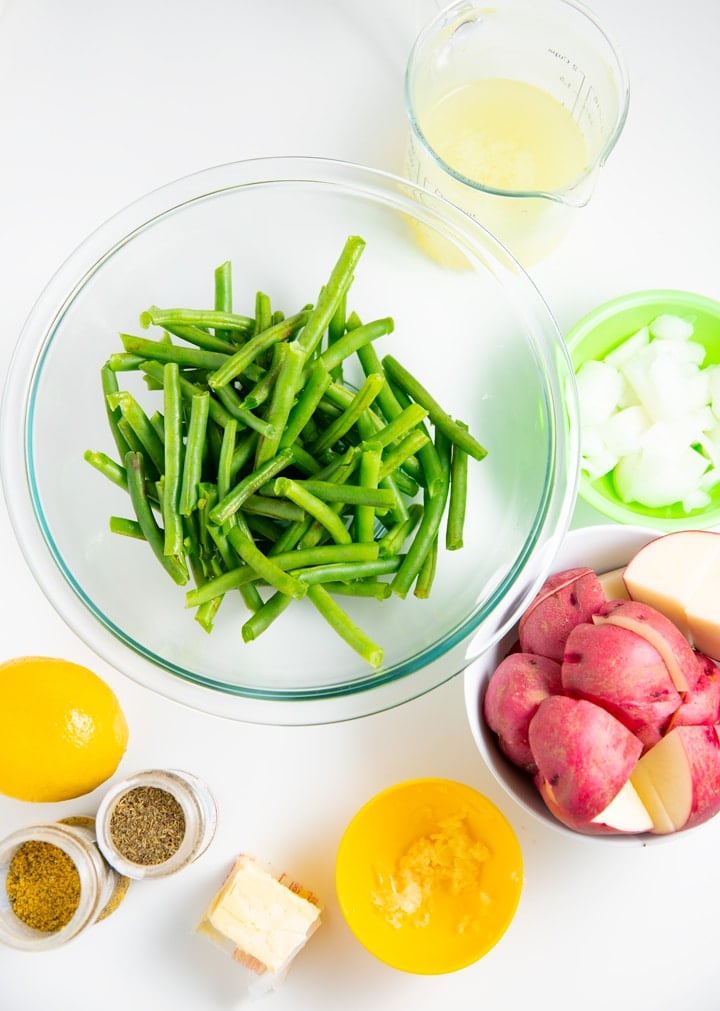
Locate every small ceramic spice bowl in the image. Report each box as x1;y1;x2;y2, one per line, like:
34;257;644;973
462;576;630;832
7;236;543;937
0;818;130;951
95;769;218;879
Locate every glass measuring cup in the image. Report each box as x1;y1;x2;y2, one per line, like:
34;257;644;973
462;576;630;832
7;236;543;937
405;0;630;266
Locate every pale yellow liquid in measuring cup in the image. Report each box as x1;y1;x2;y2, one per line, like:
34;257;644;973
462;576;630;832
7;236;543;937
408;78;589;264
422;77;588;193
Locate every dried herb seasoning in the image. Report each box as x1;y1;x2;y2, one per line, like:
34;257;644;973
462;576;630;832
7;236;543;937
109;785;186;865
6;840;81;932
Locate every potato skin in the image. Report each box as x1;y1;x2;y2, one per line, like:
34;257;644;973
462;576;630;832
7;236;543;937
529;694;643;826
483;652;562;771
518;567;607;662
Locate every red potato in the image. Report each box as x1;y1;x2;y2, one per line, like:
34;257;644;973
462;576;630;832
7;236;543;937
483;652;562;771
518;567;607;662
562;621;682;749
593;598;703;693
528;694;645;831
631;724;720;834
667;654;720;730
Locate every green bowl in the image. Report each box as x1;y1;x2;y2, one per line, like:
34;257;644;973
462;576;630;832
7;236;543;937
566;289;720;530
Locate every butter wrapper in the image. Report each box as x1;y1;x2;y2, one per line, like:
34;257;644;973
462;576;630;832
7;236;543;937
197;854;322;994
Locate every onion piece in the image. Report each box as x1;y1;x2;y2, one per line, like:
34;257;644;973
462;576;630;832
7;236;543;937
579;314;720;511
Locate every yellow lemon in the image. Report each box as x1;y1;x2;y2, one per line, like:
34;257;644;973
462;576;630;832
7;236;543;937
0;656;129;802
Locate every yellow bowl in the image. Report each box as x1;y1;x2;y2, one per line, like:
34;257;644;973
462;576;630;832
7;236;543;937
335;778;523;974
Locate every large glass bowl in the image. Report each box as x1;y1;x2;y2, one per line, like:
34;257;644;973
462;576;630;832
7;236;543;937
0;157;579;724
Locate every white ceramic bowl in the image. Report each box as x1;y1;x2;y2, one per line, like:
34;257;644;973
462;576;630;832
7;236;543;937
464;523;690;845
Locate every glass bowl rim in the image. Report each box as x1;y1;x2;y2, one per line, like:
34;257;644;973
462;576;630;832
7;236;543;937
0;155;580;724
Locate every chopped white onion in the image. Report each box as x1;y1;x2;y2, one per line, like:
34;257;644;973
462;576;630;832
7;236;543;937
578;313;720;512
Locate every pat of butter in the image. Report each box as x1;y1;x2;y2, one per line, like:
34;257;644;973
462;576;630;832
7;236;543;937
202;855;322;974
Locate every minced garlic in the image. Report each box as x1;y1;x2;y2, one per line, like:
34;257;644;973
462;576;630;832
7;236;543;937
371;812;490;930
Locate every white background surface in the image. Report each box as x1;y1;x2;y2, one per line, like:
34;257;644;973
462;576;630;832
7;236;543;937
1;1;719;1009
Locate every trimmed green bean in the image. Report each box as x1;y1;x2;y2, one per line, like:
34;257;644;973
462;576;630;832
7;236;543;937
446;422;469;551
140;305;255;334
279;360;333;449
382;355;487;461
309;373;385;456
207;311;310;389
305;583;383;667
106;391;165;475
109;516;144;539
273;477;352;545
378;503;423;557
121;333;230;371
209;447;295;526
226;526;307;599
355;444;382;543
315;319;393;378
254;341;306;468
162;362;185;556
285;479;394;512
125;451;188;585
84;450;127;491
242;590;293;642
295;235;366;357
179;391;210;516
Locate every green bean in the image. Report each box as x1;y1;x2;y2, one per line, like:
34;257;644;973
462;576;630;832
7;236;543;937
121;333;230;371
209;447;295;526
213;384;278;439
362;403;428;451
84;450;127;491
226;526;307;599
101;364;133;458
446;422;469;551
139;360;235;429
217;418;238;505
293;556;400;584
109;516;144;539
295;235;366;357
309;373;385;456
315;319;393;378
382;355;487;461
162;362;185;556
389;434;450;600
305;583;383;667
106;390;165;475
159;321;239;355
230;431;259;481
273;477;352;545
378;503;423;557
379;428;430;484
237;358;280;411
179;391;210;516
285;479;393;512
327;288;347;383
279;360;333;449
324;580;391;600
241;590;293;642
140;305;255;334
125;451;188;585
255;291;272;336
107;352;148;373
254;341;306;468
414;534;438;599
355;444;382;543
355;327;405;424
242;494;306;523
214;260;234;340
207;310;310;389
